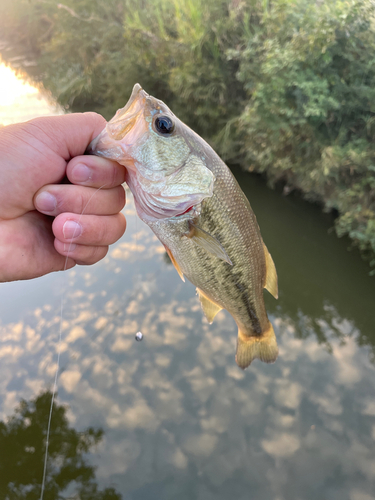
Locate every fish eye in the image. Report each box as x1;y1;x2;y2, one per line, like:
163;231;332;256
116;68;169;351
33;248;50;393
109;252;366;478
154;115;175;135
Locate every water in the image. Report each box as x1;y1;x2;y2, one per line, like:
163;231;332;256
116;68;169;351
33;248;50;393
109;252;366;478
0;60;63;126
0;164;374;499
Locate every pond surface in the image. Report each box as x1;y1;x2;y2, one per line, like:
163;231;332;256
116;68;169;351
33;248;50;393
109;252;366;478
0;60;63;126
0;161;374;499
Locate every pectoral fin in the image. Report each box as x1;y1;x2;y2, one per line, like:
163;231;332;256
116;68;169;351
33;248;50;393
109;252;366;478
185;221;233;265
196;288;223;324
235;322;278;369
263;243;278;299
164;246;185;282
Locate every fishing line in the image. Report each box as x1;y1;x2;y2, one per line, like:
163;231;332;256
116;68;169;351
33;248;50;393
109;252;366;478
134;192;139;258
132;193;145;341
39;183;108;500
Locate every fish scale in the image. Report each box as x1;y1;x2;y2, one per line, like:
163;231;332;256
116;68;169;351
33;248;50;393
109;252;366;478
88;83;279;369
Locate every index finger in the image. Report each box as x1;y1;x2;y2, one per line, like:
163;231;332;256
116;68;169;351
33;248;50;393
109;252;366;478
66;154;126;189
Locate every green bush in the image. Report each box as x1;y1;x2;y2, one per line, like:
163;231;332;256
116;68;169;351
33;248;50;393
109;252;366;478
227;0;375;269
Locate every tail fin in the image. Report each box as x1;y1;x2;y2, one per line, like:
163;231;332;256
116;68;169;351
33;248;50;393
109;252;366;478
235;322;278;369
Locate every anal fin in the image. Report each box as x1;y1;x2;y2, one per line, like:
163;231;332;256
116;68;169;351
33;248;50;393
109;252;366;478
164;246;185;282
263;243;278;299
196;288;223;324
235;322;278;369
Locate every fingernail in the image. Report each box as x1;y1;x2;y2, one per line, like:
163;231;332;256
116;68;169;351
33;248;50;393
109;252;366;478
35;192;56;212
63;220;82;239
63;243;76;252
72;163;91;182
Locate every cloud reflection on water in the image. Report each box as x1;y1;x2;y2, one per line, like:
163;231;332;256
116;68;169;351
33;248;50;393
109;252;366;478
0;195;374;499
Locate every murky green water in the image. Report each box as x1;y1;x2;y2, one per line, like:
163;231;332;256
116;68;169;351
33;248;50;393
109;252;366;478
0;168;374;500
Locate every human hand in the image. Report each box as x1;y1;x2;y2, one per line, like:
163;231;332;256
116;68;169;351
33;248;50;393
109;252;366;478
0;113;126;282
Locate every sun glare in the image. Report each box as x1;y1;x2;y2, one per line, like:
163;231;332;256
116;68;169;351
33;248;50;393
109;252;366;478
0;59;63;125
0;62;38;106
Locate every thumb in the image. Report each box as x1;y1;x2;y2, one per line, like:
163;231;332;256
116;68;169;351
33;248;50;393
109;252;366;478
29;112;108;161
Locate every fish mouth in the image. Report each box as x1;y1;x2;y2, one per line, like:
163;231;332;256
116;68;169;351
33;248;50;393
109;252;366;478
106;83;148;141
87;83;149;158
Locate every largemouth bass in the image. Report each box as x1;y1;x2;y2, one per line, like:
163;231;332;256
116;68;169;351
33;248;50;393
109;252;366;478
88;84;278;369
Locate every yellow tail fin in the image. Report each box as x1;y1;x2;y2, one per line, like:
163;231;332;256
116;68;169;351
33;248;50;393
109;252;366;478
235;322;278;369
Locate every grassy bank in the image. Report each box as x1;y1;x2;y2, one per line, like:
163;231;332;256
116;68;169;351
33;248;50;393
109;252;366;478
1;0;374;270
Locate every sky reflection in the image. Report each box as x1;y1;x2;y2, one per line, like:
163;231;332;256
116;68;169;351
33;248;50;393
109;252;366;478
0;191;374;499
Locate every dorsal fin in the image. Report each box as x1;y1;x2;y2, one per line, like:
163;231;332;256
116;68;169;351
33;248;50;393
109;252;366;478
263;243;278;299
196;288;223;324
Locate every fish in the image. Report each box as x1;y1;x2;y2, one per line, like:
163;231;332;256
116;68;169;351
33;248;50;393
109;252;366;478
88;83;279;369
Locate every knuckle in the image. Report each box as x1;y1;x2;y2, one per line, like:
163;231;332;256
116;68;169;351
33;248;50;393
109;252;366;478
84;111;102;122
